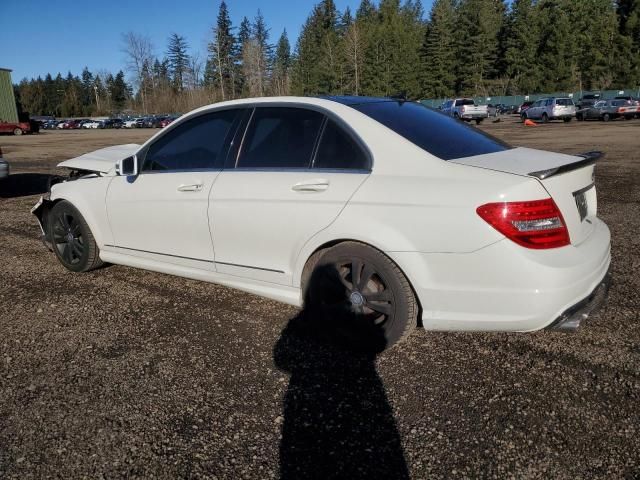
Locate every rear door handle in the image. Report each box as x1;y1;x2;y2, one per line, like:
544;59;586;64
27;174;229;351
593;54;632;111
177;183;203;192
291;179;330;192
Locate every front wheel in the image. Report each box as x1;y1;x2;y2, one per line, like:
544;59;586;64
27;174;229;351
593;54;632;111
13;128;23;135
48;200;103;272
521;113;527;122
303;242;418;351
563;117;572;123
603;113;610;122
542;113;549;123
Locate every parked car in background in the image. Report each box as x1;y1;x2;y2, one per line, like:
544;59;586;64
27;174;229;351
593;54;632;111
31;96;611;351
0;146;8;179
577;93;601;110
441;98;488;124
521;97;575;123
123;118;142;128
576;99;639;121
516;101;534;114
110;119;124;129
0;120;32;135
159;116;178;128
82;120;102;129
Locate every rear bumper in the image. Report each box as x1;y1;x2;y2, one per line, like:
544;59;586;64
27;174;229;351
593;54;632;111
545;269;611;331
388;217;611;332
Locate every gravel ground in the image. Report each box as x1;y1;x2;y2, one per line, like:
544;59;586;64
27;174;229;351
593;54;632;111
0;119;639;479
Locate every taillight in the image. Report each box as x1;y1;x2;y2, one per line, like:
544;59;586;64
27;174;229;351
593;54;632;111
476;198;570;249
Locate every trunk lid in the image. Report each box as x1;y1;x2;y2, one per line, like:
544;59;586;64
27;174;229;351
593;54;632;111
452;147;598;246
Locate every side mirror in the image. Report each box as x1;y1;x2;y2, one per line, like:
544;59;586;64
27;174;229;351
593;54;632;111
116;155;138;176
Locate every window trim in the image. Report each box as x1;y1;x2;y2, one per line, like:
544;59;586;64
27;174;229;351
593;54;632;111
227;102;373;173
138;108;245;174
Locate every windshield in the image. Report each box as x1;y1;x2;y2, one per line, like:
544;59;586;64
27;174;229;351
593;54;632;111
351;101;511;160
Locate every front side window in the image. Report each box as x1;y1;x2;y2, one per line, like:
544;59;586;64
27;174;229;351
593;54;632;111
142;110;238;171
237;107;324;169
313;120;369;170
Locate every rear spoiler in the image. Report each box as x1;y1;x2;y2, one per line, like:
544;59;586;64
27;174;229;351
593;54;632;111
529;151;603;180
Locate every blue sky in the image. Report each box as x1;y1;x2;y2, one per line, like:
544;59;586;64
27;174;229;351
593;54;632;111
0;0;432;83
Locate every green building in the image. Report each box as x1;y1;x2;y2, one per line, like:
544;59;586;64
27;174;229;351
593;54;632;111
0;68;19;123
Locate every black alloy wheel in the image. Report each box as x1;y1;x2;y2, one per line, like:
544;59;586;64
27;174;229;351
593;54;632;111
48;200;103;272
304;242;417;351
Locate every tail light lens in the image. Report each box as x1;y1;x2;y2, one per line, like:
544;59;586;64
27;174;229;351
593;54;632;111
477;198;570;249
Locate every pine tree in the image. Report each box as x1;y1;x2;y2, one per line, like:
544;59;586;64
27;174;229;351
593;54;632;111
110;70;128;110
503;0;540;94
454;0;506;95
616;0;640;86
291;0;340;95
537;0;578;92
272;30;292;95
208;0;237;100
167;33;190;91
420;0;457;98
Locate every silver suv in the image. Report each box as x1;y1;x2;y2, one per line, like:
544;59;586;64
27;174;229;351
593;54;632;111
521;97;576;123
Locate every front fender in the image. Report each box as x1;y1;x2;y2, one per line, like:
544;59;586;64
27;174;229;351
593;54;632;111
43;176;114;248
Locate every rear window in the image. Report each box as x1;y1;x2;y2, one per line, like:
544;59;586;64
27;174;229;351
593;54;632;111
455;99;475;107
555;99;574;106
352;101;510;160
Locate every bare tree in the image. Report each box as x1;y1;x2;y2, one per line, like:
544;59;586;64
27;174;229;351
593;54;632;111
242;39;263;97
121;31;154;113
343;23;364;95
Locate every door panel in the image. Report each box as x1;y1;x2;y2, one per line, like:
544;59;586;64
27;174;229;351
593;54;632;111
209;171;369;284
106;172;220;269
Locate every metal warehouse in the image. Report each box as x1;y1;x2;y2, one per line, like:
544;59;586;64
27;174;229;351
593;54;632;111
0;67;18;123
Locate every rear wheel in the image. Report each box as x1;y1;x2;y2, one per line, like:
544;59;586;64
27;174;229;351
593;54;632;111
13;128;22;136
576;113;584;121
475;118;483;125
563;117;572;123
303;242;418;351
603;113;610;122
542;113;549;123
520;113;527;122
48;200;103;272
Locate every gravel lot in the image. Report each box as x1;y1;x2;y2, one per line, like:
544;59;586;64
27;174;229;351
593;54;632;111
1;119;639;479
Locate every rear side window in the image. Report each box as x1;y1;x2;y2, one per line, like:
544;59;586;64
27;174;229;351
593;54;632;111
143;110;238;171
237;107;324;169
352;101;510;160
313;120;369;170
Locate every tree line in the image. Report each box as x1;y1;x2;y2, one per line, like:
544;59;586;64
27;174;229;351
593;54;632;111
14;0;640;117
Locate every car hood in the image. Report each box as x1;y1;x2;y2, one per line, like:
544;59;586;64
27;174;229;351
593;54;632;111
57;144;140;173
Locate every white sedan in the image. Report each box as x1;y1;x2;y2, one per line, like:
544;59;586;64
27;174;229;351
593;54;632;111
32;96;611;350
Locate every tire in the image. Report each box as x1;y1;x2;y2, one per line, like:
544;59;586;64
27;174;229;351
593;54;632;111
542;113;549;123
521;113;527;122
576;113;583;121
48;200;103;273
563;117;572;123
475;118;483;125
13;128;22;136
302;241;418;351
454;113;460;121
603;113;610;122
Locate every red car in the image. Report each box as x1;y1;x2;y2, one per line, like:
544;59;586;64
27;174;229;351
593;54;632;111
0;121;30;135
159;116;178;128
62;120;83;129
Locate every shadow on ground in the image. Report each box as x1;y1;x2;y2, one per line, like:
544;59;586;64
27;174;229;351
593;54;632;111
273;264;409;479
0;173;53;199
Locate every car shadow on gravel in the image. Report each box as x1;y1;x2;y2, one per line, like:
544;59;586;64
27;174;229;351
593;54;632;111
273;265;409;479
0;173;54;199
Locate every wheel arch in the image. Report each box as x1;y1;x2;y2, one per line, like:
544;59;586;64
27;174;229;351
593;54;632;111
46;179;114;247
295;237;424;325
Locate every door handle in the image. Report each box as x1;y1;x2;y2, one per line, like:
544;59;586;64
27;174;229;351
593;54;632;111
177;183;203;192
291;179;330;192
